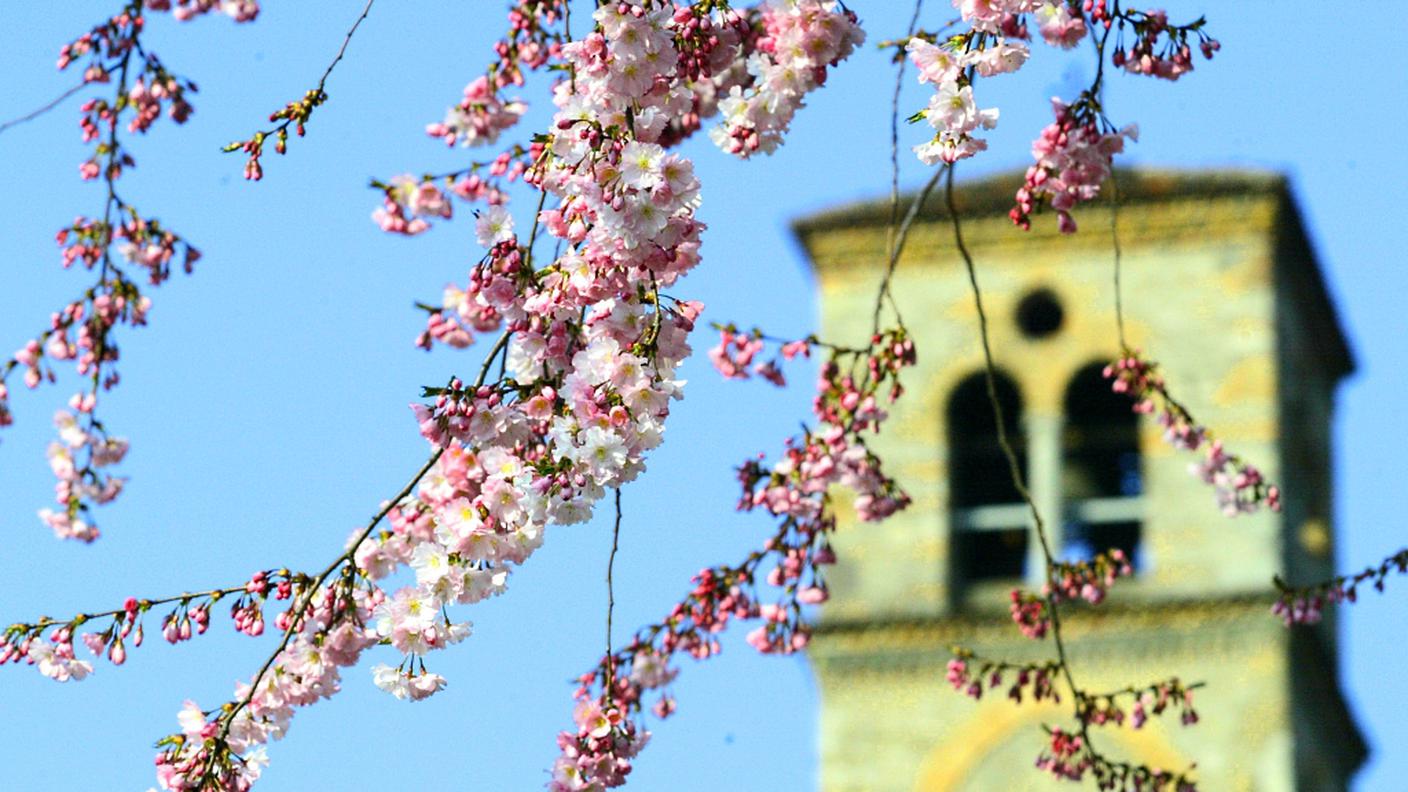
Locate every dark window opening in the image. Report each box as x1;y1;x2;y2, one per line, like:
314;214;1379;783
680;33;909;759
1061;363;1143;570
948;372;1027;508
949;371;1029;586
1064;363;1142;499
956;528;1029;581
1015;288;1065;339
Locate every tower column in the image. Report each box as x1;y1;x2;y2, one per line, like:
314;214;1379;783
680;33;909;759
1025;411;1064;580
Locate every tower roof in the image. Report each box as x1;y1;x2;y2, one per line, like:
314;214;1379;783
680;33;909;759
792;168;1355;379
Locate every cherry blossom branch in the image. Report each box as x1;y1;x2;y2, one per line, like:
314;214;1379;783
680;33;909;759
1273;547;1408;626
222;0;377;180
946;164;1195;790
556;322;915;788
2;571;306;680
3;0;230;542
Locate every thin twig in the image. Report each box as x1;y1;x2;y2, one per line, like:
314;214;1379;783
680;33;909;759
315;0;376;96
872;164;947;333
873;0;926;336
944;165;1095;754
0;80;91;137
1109;170;1127;349
604;488;622;693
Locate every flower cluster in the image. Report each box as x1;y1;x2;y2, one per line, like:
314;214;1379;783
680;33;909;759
705;324;811;385
1011;97;1137;234
1272;547;1408;626
550;325;915;789
39;409;127;542
1049;547;1133;606
142;0;260;23
709;0;864;157
152;576;378;791
1105;351;1281;516
62;8;204;178
427;75;528;148
8;213;197;540
2;570;299;683
148;1;794;783
1076;677;1201;729
945;652;1061;704
374;148;529;248
224;88;328;181
3;0;223;543
1111;9;1218;81
905;32;1020;165
1008;588;1050;639
1037;726;1090;781
371;175;454;236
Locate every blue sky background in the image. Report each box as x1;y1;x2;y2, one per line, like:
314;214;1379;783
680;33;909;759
1;2;1403;789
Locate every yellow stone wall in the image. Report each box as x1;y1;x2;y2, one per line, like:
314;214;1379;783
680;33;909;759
797;172;1361;792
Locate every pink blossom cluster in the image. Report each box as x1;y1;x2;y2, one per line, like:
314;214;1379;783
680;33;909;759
1037;727;1091;781
1272;547;1408;626
59;214;199;285
949;0;1063;43
63;11;201;179
1111;9;1219;81
153;583;379;791
549;326;916;789
2;572;302;687
1011;98;1137;234
38;409;127;542
1034;2;1088;48
4;1;206;544
372;175;454;236
1105;352;1281;516
1078;678;1200;730
1037;724;1197;791
1;625;94;682
1008;588;1049;639
705;325;811;385
4;232;194;541
945;654;1061;704
374;148;525;249
143;0;260;23
905;29;1026;165
708;0;864;157
903;1;1098;167
427;75;528;148
489;0;568;89
1048;547;1133;606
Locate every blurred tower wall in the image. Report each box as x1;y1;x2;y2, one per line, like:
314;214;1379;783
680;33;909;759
793;170;1364;791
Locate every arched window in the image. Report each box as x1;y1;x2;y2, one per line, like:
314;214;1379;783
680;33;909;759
948;371;1029;583
1061;363;1143;567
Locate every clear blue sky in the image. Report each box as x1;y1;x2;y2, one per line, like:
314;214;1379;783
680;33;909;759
1;2;1403;790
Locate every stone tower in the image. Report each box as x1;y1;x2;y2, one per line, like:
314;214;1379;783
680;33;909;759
793;170;1365;792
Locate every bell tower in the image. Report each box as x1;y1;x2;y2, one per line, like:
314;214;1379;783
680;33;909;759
794;170;1365;791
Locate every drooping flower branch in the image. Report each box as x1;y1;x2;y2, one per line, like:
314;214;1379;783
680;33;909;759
2;570;306;682
1272;547;1408;626
222;0;376;180
943;150;1198;789
1104;351;1281;517
139;1;868;786
556;324;915;789
2;1;253;543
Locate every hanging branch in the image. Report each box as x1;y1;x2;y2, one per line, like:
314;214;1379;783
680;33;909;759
222;0;377;180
